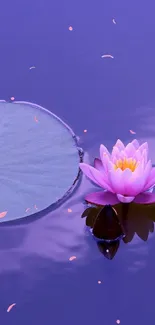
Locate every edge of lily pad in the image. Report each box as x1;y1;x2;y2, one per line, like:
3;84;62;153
0;100;84;225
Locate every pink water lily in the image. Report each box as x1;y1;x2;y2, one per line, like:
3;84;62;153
80;139;155;205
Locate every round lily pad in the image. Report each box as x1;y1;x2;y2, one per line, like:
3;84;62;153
0;100;82;223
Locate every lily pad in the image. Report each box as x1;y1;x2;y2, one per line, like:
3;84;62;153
0;100;82;223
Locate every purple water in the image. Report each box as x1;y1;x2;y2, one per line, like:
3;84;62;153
0;0;155;324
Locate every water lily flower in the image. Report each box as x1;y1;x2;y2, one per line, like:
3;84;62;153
79;139;155;205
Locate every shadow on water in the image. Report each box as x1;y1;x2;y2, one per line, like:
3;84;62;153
82;203;155;259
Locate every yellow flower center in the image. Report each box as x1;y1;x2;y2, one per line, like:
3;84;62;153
114;158;138;172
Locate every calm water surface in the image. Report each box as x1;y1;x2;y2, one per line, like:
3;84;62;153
0;0;155;324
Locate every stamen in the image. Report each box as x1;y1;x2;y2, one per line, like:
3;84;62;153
114;157;138;172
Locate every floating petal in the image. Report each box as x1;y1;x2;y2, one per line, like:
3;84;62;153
7;303;16;312
69;256;76;261
0;211;7;218
130;130;136;135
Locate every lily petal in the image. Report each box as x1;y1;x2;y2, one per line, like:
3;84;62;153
109;168;125;195
111;145;122;159
139;142;148;154
121;168;133;195
131;139;140;149
141;149;148;166
114;139;125;151
117;194;135;203
124;164;146;196
143;160;152;182
100;144;110;160
79;163;113;192
126;175;145;196
134;149;143;161
100;152;111;173
85;191;119;205
143;167;155;191
134;192;155;204
94;158;104;172
124;143;136;157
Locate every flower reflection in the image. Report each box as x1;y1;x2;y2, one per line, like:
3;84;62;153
97;241;120;260
81;203;155;259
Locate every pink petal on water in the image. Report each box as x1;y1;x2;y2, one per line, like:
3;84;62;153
117;194;135;203
94;158;104;172
130;129;136;134
69;256;76;261
0;211;7;218
85;191;119;205
134;192;155;204
68;26;73;31
7;303;16;312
